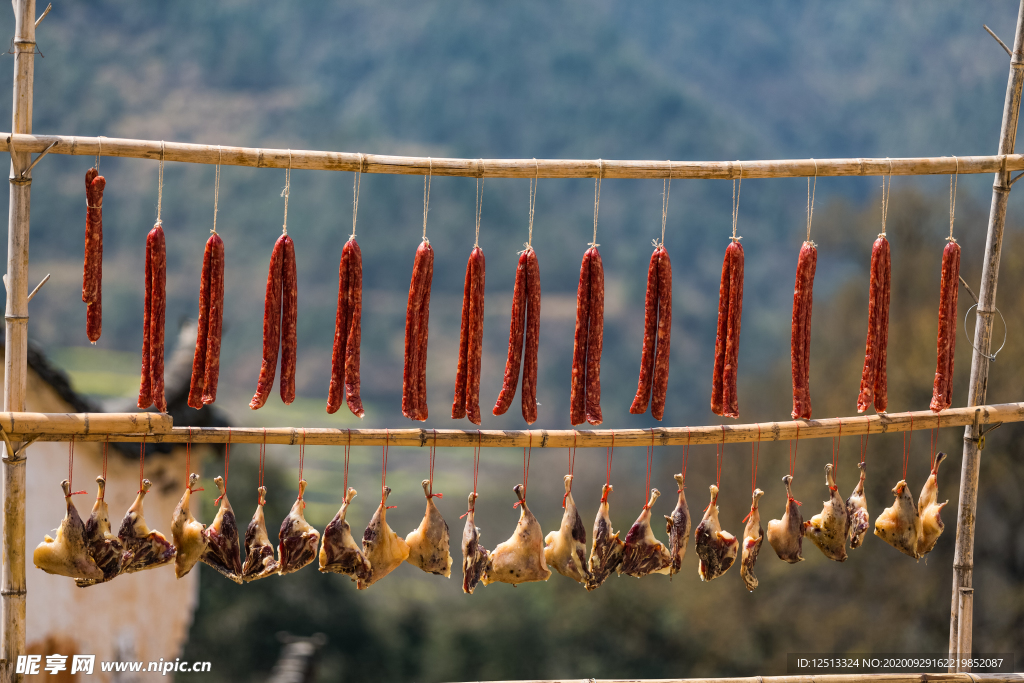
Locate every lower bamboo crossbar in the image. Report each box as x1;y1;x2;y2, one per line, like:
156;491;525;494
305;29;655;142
2;402;1019;448
474;675;1024;683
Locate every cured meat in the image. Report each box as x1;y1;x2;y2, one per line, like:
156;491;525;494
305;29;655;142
740;488;764;592
846;462;870;549
452;246;485;424
664;474;690;576
358;486;410;589
857;236;890;413
278;480;320;575
493;250;528;416
327;238;366;417
803;464;849;562
33;480;103;581
279;236;298;405
189;233;226;408
482;485;551;586
402;241;434;421
202;476;243;582
694;484;739;581
83;168;105;342
406;480;452;577
711;241;744;418
138;224;167;412
621;489;673;578
767;475;804;563
874;480;922;559
241;486;279;581
171;473;207;579
78;476;124;586
118;479;176;573
493;248;540;423
461;492;491;594
250;236;286;409
543;475;591;584
586;484;624;591
791;242;817;419
917;452;948;557
319;487;371;582
930;242;961;412
569;247;604;425
631;246;673;419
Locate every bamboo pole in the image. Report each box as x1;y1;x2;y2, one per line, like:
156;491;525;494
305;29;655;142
0;412;171;436
1;132;1022;179
949;1;1024;669
2;402;1017;447
465;676;1024;683
3;1;34;680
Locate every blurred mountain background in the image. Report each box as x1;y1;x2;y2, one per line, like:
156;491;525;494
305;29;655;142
1;1;1022;680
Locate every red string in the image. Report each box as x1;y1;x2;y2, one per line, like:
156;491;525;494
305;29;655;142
382;429;396;509
715;425;725;489
751;424;761;493
930;427;937;470
679;429;690;490
860;433;868;465
643;429;655;508
830;420;842;490
67;437;86;495
185;428;204;494
216;431;231;505
138;437;146;493
563;430;578;508
427;429;442;498
102;437;108;481
789;425;800;478
343;429;351;493
461;432;483;519
902;416;913;480
299;428;305;482
257;428;267;503
605;431;615;487
514;432;533;509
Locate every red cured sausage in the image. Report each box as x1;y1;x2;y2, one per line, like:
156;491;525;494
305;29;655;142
402;241;434;421
189;234;214;408
650;247;672;421
138;224;167;412
791;242;817;420
585;247;605;425
521;248;540;424
857;236;891;414
328;238;365;417
201;234;225;406
83;169;105;342
453;247;485;423
279;236;297;405
250;236;287;409
327;242;351;414
711;242;744;418
137;226;153;410
493;250;529;416
569;248;593;426
930;240;961;412
630;248;661;415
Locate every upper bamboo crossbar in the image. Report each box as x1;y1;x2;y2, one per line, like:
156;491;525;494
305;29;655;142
3;132;1022;179
3;402;1019;448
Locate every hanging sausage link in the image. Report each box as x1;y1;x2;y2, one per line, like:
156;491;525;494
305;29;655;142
711;241;744;418
930;240;961;412
327;237;365;417
83;168;106;342
570;246;604;426
630;245;673;420
137;224;167;412
857;235;891;413
188;233;225;408
402;241;434;421
250;234;297;409
453;246;485;424
493;247;540;424
791;242;817;420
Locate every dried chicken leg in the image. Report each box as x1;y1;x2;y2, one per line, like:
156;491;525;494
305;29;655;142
319;487;371;582
77;476;124;587
357;486;410;589
171;473;207;579
917;452;948;557
461;492;491;594
278;480;321;576
846;462;870;550
740;488;764;592
694;484;739;581
202;476;243;582
621;489;673;578
804;464;848;562
767;475;804;563
874;480;921;559
664;474;691;577
406;480;452;577
482;485;551;586
242;487;279;581
33;481;104;581
118;479;176;573
544;475;591;584
585;484;624;591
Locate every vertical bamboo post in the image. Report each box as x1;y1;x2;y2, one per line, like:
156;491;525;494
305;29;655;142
948;0;1024;670
3;0;35;680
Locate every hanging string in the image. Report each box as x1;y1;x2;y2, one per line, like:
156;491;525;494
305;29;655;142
427;429;442;498
806;159;817;243
590;160;602;248
880;158;892;237
527;159;538;248
298;428;305;483
102;437;108;481
351;154;363;241
211;146;221;234
680;429;690;489
281;150;292;235
95;136;102;170
859;433;868;466
751;425;761;494
343;429;351;493
789;426;800;479
381;428;396;509
215;432;231;506
138;437;147;493
563;429;578;508
948;156;959;242
716;426;725;490
422;159;432;242
474;164;485;248
660;162;672;247
643;430;655;508
514;432;534;508
67;437;86;495
831;420;842;491
930;426;937;470
731;161;742;242
902;416;914;480
473;431;481;495
257;428;267;504
156;142;165;225
605;431;615;487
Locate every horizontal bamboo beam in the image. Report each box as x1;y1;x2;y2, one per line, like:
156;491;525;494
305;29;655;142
473;675;1024;683
3;402;1019;448
2;132;1021;179
0;412;171;437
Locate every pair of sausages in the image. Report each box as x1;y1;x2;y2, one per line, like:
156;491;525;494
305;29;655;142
930;240;961;412
83;168;106;343
402;241;434;421
452;247;486;424
137;224;167;412
250;234;297;409
711;242;744;418
857;236;891;413
327;238;365;417
570;246;604;426
630;245;672;420
493;247;541;424
188;233;225;409
791;242;817;420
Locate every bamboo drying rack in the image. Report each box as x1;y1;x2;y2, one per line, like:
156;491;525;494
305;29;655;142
3;1;1023;680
